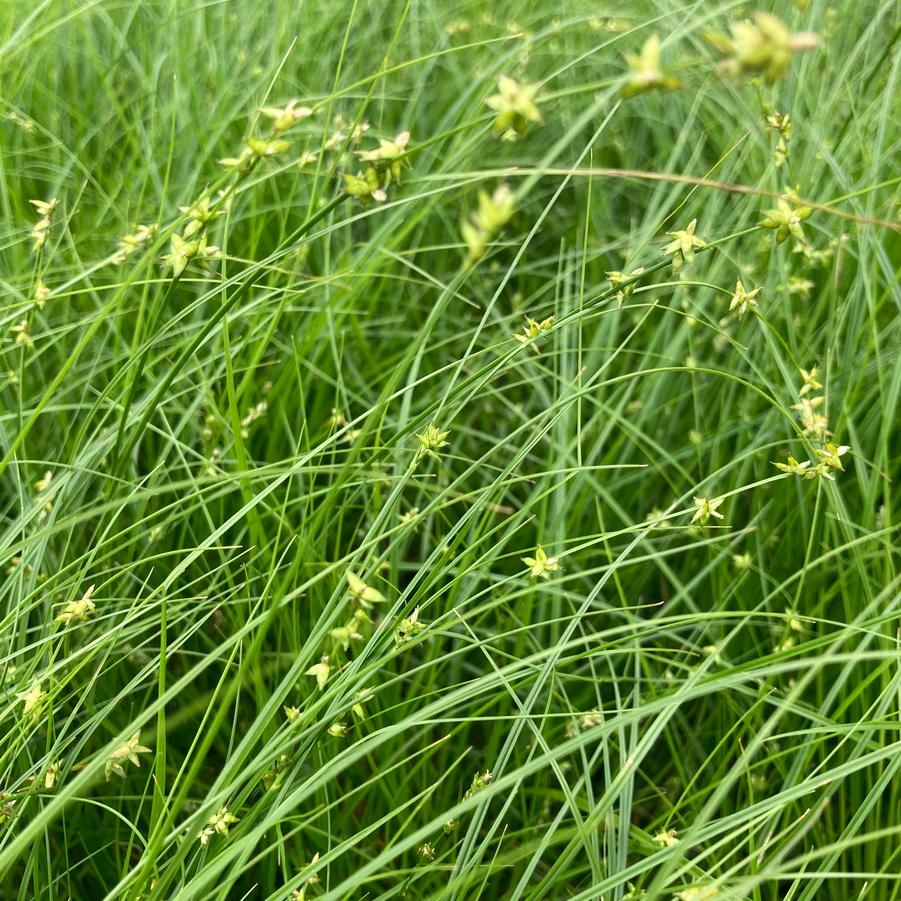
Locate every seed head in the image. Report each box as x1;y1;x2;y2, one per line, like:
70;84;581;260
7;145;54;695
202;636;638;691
513;315;554;353
260;100;313;134
662;219;706;270
305;655;331;691
521;545;560;580
105;730;151;780
760;197;812;244
200;806;238;845
728;279;761;317
707;12;819;82
485;75;542;139
653;827;679;847
346;570;387;607
55;585;97;626
690;496;724;526
395;607;427;645
462;185;515;266
414;422;450;465
622;34;681;97
16;680;45;718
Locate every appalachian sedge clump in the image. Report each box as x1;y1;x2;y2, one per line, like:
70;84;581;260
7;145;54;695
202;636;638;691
1;4;895;900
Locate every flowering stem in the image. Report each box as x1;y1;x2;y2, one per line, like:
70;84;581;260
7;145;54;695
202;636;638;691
553;224;762;329
109;272;183;475
113;194;345;474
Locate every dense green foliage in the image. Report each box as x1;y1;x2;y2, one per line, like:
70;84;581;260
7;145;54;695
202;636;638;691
1;1;899;898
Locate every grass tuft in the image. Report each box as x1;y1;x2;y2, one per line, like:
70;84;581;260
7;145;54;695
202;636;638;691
0;1;899;899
